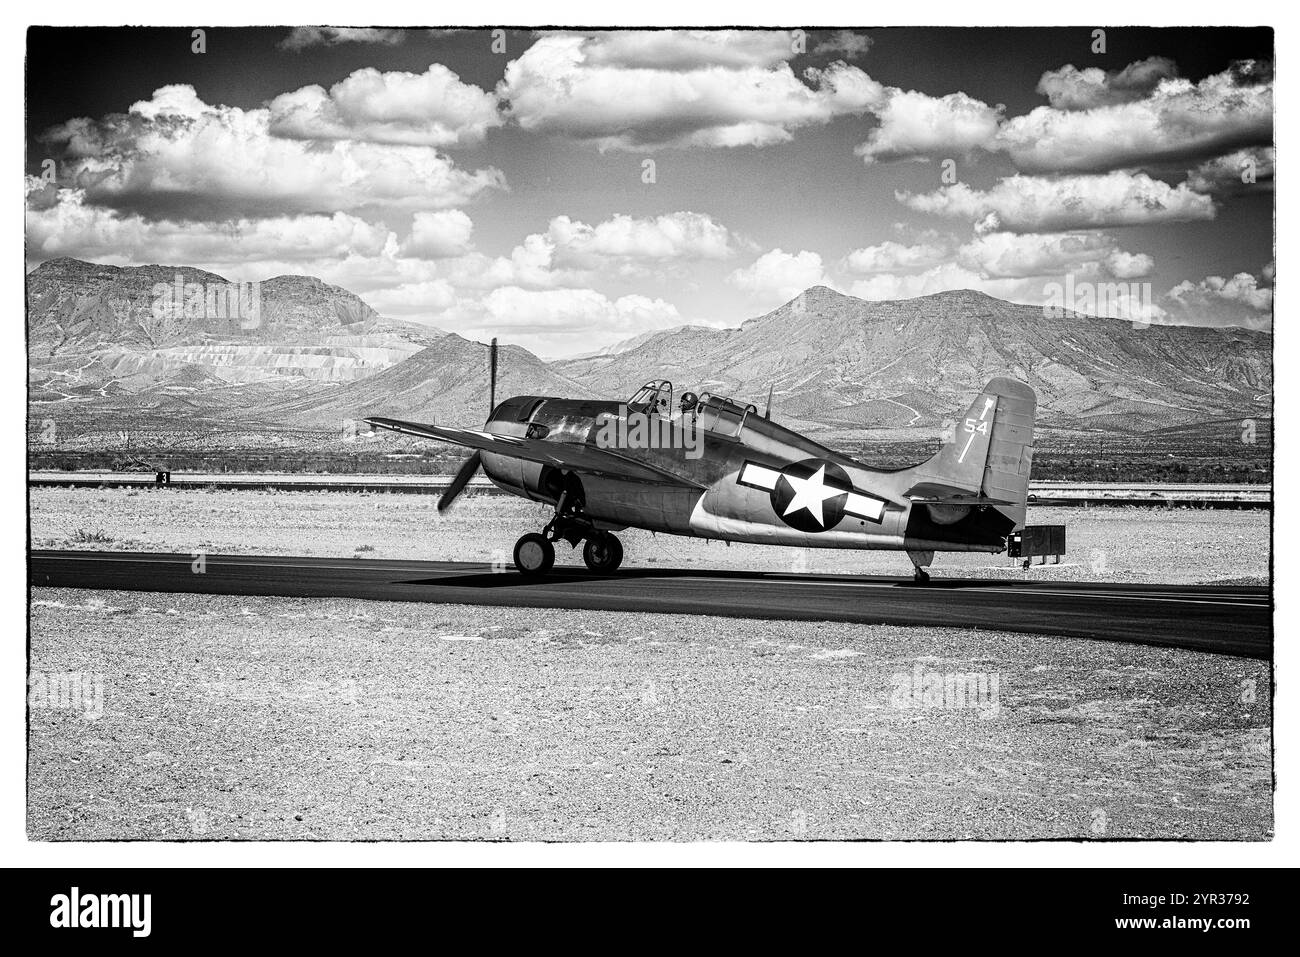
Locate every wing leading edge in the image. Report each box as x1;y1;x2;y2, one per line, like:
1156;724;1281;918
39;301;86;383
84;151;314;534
363;416;704;488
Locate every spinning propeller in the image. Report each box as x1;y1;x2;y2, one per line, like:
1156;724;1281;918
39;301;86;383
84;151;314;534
439;337;497;513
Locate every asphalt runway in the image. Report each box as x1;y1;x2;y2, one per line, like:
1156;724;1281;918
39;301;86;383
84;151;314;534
30;550;1270;659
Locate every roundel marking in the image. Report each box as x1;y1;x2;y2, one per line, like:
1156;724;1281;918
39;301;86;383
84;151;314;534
771;459;853;532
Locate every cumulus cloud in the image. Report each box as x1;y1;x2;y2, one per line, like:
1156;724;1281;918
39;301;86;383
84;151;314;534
849;57;1271;172
392;211;735;295
842;239;950;274
1103;249;1156;280
1187;146;1275;193
293;210;740;323
838;230;1155;301
25;192;700;354
442;211;741;289
897;171;1216;232
364;267;696;356
812;30;872;59
269;64;502;148
496;38;1269;174
855;90;1003;164
481;285;678;329
364;279;458;315
1168;271;1273;311
545;211;735;267
279;27;407;51
307;247;691;352
1161;270;1273;328
40;85;505;220
1035;56;1178;110
400;210;474;259
576;29;796;70
26;182;392;267
498;32;883;150
956;231;1152;279
470;286;683;354
845;263;1042;305
727;249;829;303
999;60;1273;173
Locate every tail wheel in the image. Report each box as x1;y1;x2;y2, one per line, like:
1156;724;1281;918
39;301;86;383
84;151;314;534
513;533;555;576
582;532;623;573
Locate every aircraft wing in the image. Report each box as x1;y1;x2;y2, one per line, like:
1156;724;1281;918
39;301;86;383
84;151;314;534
364;417;704;488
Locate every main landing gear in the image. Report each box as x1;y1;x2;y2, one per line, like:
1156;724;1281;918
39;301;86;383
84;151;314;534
511;528;624;576
510;486;624;577
512;533;555;576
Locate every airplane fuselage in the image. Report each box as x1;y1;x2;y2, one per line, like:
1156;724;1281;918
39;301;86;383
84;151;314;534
478;395;1018;554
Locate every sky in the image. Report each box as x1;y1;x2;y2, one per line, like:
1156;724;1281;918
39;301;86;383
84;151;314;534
25;26;1275;357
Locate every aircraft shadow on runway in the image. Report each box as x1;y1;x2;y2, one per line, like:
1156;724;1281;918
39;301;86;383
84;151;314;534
394;567;1022;590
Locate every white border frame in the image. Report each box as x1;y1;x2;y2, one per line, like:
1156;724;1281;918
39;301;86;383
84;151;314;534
5;0;1288;868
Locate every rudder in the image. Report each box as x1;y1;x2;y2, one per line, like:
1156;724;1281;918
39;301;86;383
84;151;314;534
909;377;1037;526
981;377;1036;523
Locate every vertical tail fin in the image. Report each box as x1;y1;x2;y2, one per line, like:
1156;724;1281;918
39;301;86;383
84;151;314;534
909;377;1036;526
980;378;1036;520
935;388;1000;491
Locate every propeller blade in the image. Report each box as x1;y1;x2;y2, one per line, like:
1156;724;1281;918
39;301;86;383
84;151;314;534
438;452;482;512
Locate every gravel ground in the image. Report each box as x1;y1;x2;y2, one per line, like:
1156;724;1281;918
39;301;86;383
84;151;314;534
28;589;1272;841
30;486;1270;584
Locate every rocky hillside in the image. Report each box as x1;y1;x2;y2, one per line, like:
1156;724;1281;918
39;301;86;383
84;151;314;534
263;334;600;429
557;286;1272;432
26;258;438;385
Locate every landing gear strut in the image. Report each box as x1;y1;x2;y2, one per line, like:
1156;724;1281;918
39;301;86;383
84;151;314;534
907;549;934;585
510;481;623;577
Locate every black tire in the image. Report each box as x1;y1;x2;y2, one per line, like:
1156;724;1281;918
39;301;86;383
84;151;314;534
582;532;623;573
513;533;555;576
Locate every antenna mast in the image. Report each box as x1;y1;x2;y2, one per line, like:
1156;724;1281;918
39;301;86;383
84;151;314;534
489;337;498;414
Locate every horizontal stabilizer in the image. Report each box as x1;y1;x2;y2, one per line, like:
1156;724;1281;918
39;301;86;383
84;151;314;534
905;479;1018;507
906;492;1021;507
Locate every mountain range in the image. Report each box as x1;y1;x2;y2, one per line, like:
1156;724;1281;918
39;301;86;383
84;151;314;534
556;285;1271;433
27;258;1272;442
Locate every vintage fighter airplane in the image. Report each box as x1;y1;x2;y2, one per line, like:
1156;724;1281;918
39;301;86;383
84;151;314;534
364;375;1040;581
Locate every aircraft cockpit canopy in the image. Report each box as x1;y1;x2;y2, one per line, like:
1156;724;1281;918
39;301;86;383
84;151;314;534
695;392;758;437
626;379;760;436
627;380;672;415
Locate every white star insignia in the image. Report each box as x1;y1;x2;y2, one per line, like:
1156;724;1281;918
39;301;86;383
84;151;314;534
782;465;842;527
